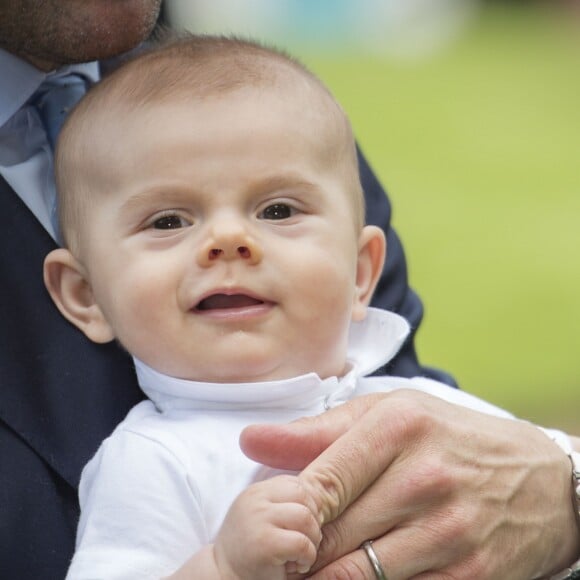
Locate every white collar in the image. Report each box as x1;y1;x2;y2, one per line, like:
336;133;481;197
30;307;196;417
0;48;99;128
134;307;410;412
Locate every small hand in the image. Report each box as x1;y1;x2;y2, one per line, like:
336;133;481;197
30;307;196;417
213;474;322;580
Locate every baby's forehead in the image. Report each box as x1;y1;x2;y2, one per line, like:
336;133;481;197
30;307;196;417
88;80;346;156
65;75;346;169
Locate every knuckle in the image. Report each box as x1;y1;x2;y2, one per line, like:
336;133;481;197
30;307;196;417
402;457;457;503
290;530;315;556
383;391;438;440
415;504;490;574
315;521;344;564
270;474;311;500
427;504;473;549
421;458;456;495
307;466;349;523
295;502;318;531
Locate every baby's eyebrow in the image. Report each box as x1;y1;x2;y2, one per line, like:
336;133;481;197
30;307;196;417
117;175;322;217
250;175;319;194
119;186;196;214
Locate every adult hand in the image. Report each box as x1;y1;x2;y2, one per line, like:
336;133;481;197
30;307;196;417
241;390;580;579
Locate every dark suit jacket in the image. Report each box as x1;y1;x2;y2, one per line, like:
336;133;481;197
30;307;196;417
0;149;454;579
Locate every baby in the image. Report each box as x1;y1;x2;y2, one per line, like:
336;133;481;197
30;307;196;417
44;35;514;579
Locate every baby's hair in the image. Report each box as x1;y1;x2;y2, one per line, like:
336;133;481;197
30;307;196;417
56;33;365;251
91;33;334;108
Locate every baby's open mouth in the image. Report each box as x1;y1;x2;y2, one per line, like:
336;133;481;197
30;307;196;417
195;293;265;311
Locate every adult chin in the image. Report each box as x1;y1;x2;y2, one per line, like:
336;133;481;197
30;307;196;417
0;0;163;71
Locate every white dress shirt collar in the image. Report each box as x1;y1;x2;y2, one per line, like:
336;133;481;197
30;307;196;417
134;307;410;412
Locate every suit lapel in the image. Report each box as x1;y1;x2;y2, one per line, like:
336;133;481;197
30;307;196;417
0;176;143;488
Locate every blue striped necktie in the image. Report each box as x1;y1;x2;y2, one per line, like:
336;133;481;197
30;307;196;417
32;74;88;149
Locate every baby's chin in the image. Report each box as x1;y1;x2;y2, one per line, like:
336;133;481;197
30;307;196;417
179;368;311;385
154;351;350;384
138;347;349;384
173;362;348;384
164;362;318;384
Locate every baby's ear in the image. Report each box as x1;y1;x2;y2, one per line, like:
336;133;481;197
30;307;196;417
352;225;386;322
43;248;115;343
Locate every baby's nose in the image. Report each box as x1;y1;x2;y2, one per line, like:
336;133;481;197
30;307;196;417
197;220;263;266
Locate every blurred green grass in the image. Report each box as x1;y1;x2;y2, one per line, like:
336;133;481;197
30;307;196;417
303;4;580;431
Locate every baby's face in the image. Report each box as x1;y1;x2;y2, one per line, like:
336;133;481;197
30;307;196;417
74;86;367;382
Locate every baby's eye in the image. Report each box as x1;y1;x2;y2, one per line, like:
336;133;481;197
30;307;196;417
151;214;191;230
258;203;295;220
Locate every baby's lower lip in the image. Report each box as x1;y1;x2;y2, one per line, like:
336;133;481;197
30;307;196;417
193;294;274;319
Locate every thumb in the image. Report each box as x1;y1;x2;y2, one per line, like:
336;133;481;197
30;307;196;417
239;394;385;470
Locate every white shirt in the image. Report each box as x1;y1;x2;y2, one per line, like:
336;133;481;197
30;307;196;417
66;308;514;580
0;48;98;239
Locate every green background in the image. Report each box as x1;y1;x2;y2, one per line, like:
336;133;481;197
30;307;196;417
301;4;580;431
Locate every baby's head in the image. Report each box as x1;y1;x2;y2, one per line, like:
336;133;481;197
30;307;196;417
56;35;366;253
44;34;386;383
